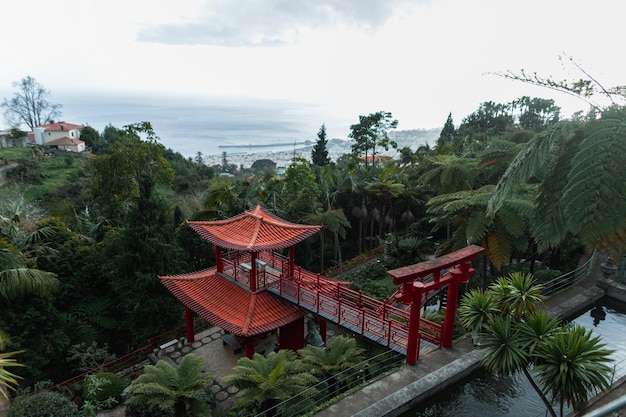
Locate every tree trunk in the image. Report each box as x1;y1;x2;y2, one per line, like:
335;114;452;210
319;228;325;272
334;231;343;274
522;367;557;417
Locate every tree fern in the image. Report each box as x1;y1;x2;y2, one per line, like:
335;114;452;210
563;118;626;251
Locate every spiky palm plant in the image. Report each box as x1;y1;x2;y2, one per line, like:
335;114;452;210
0;333;24;405
494;272;545;319
125;354;214;417
535;324;614;417
458;288;498;337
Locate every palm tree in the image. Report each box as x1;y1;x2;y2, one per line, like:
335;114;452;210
303;209;350;273
299;335;365;395
0;244;58;408
460;274;559;416
222;350;316;416
125;353;214;417
535;324;614;417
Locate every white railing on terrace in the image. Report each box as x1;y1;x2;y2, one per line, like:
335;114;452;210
541;251;597;296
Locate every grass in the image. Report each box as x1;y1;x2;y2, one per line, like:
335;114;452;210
0;147;32;161
0;146;87;202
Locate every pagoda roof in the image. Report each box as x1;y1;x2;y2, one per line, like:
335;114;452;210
188;205;320;251
160;268;305;337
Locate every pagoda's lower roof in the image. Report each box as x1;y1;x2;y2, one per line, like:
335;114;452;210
160;268;305;337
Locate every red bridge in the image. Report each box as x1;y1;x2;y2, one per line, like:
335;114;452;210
161;206;484;365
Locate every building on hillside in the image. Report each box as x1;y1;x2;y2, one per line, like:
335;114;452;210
0;130;29;148
42;136;86;153
32;121;83;145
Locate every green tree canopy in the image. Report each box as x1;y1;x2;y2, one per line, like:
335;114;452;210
349;111;398;167
311;123;331;166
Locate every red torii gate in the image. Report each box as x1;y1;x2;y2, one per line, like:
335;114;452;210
387;245;484;365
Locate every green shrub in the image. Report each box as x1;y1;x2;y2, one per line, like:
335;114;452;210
124;403;172;417
533;269;560;284
83;372;126;403
8;391;80;417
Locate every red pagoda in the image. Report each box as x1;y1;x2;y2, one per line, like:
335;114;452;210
160;205;323;358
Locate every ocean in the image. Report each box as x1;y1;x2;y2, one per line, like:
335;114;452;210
56;91;352;159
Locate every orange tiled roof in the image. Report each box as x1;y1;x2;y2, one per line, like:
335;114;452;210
43;136;84;146
188;205;320;251
36;122;84;131
160;268;305;336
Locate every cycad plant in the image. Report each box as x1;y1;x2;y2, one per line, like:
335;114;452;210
222;350;316;417
299;335;365;396
125;354;214;417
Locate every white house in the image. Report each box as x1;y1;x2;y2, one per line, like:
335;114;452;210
32;121;83;145
42;136;86;153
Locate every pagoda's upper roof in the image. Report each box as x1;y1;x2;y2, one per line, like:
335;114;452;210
188;205;320;251
160;268;305;336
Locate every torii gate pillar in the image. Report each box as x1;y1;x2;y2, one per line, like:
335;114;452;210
387;245;484;365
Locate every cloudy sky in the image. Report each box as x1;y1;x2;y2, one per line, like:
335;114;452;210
1;0;624;133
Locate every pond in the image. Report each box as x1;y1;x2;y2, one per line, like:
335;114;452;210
402;297;626;417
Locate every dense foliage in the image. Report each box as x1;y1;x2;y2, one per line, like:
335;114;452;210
7;391;79;417
0;88;623;404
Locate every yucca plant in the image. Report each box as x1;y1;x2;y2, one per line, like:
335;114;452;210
535;324;614;417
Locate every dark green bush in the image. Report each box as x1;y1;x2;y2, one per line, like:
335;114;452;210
533;269;560;284
124;402;172;417
8;391;80;417
83;372;126;403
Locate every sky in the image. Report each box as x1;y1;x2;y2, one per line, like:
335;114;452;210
1;0;625;135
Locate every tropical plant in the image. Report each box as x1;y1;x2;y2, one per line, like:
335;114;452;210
535;324;614;416
459;273;613;417
299;335;365;396
426;185;534;272
125;354;214;417
488;106;626;258
222;349;316;416
0;333;24;404
81;372;122;416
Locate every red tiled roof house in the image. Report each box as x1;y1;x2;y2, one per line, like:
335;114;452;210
32;121;85;150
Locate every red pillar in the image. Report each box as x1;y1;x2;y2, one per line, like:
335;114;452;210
406;281;424;366
250;251;257;292
289;246;295;278
245;339;255;359
185;306;195;343
320;319;327;344
279;317;305;351
215;245;223;272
